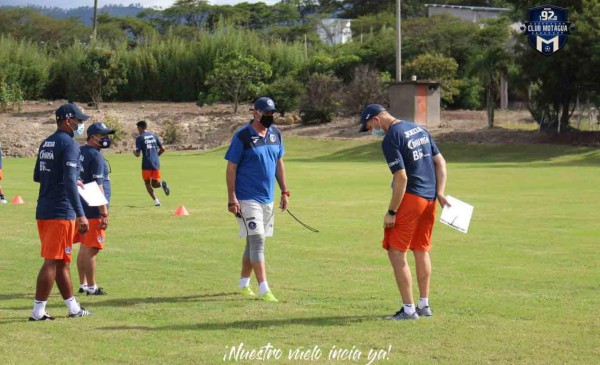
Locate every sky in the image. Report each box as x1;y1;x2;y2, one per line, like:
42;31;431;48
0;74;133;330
0;0;279;9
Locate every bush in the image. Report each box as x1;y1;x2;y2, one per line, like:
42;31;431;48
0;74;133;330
163;120;183;144
102;114;127;142
341;65;390;117
261;76;304;116
0;81;23;112
453;78;483;110
299;73;342;125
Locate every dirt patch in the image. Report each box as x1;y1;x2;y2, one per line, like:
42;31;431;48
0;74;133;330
1;102;598;158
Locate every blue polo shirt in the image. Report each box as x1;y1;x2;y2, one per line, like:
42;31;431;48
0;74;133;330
224;122;285;204
34;130;85;220
79;145;111;218
135;131;162;170
382;121;440;200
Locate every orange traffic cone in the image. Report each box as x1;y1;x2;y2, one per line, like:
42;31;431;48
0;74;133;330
174;205;189;216
11;195;25;204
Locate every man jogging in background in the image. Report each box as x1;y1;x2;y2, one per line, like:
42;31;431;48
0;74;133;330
134;120;170;206
30;103;93;321
225;97;289;303
0;140;7;204
75;122;114;296
360;104;449;321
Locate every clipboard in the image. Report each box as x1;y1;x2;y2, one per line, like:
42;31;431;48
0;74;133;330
78;181;108;207
439;195;473;233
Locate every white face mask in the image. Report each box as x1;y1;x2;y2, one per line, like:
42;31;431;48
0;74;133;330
371;119;385;137
68;120;85;137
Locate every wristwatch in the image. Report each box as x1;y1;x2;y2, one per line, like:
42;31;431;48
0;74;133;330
387;210;397;216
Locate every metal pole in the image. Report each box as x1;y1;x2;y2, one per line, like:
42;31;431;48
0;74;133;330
396;0;401;82
92;0;98;45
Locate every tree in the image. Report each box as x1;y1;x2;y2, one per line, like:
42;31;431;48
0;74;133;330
74;48;127;108
404;53;460;106
205;52;272;113
508;0;600;133
468;18;512;128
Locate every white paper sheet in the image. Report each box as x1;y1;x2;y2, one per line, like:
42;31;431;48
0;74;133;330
78;181;108;207
439;195;473;233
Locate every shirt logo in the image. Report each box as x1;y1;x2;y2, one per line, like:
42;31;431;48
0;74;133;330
248;221;257;230
39;150;54;160
269;134;277;143
66;161;77;168
43;141;55;148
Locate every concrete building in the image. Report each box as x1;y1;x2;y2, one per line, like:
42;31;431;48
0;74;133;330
424;3;510;23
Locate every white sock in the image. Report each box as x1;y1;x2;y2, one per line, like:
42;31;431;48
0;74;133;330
403;304;416;315
86;284;98;293
259;281;270;296
65;296;81;315
154;198;160;205
418;298;429;309
32;300;47;319
80;284;88;290
239;277;251;289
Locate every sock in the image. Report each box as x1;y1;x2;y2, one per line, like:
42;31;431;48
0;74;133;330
418;298;429;309
86;284;98;293
154;198;160;205
32;300;47;319
239;277;251;289
259;281;270;296
80;284;88;290
403;304;416;315
65;296;81;315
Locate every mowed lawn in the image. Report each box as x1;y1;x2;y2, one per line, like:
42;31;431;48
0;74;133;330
0;137;598;364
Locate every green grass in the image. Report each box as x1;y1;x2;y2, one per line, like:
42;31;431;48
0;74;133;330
0;137;599;364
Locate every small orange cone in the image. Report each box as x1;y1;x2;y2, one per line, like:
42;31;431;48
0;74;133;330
174;205;189;216
11;195;25;204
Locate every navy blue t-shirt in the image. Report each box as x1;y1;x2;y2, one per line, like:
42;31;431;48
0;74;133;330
135;131;162;170
34;130;85;220
224;122;285;204
79;145;111;218
382;121;440;200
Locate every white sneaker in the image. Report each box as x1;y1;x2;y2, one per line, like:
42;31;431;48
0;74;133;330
0;199;7;204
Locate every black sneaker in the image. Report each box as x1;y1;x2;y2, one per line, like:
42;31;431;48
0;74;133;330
87;287;107;296
161;181;170;196
78;287;86;294
68;307;93;318
385;307;419;321
29;313;55;321
416;306;432;317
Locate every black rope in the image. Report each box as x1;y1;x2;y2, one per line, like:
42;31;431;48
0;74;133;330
286;209;319;233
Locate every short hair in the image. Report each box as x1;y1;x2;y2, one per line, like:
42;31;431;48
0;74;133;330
136;120;147;129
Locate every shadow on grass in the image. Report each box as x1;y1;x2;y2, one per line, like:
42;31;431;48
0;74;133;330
97;315;381;331
0;293;32;301
287;140;600;166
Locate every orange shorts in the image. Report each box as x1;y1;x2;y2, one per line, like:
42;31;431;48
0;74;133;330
0;169;3;180
142;169;161;181
73;218;105;249
37;219;76;262
383;193;437;252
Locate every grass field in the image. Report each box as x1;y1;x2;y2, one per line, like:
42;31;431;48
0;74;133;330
0;137;599;364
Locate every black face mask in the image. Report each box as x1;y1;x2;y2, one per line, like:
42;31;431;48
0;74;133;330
259;115;274;128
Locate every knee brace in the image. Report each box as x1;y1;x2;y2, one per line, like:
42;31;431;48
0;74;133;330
248;234;265;263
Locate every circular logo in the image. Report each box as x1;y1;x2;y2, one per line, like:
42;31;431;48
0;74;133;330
65;247;72;254
269;134;276;143
248;221;257;230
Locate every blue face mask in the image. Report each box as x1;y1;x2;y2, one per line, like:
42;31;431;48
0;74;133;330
371;120;385;137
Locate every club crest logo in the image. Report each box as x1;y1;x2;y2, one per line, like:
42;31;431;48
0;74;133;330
269;134;276;143
248;221;257;230
65;247;72;254
522;4;571;56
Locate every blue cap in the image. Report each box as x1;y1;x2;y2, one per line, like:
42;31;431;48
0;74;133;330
253;97;278;112
359;104;386;132
55;103;90;121
87;122;115;138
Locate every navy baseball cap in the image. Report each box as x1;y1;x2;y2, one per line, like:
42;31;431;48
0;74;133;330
55;103;90;121
359;104;386;132
253;97;278;112
87;122;115;138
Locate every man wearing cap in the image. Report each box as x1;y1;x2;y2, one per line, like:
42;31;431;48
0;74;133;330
134;120;170;207
0;140;7;204
30;103;93;321
225;96;289;303
359;104;449;320
74;122;114;296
